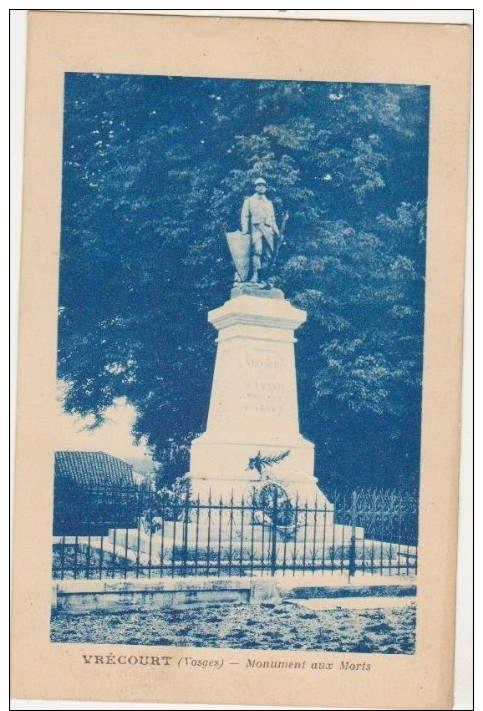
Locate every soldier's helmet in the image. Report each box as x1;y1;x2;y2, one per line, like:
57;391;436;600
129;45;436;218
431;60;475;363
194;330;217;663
253;177;267;186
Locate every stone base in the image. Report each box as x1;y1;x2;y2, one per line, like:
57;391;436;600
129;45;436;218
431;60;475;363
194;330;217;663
190;431;315;483
114;521;364;568
188;292;331;511
230;283;284;300
188;470;331;509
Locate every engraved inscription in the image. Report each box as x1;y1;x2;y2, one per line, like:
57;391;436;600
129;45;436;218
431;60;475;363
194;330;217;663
246;356;285;371
243;353;288;415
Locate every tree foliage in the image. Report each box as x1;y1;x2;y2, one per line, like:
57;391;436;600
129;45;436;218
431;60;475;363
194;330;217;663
58;73;429;492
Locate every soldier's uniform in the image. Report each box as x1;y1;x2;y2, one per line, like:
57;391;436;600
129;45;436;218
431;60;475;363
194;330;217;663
240;179;279;282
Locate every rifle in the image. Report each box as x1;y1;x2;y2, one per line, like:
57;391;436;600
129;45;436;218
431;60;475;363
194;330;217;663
266;210;289;279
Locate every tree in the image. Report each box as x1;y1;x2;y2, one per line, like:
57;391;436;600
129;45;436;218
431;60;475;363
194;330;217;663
58;73;429;492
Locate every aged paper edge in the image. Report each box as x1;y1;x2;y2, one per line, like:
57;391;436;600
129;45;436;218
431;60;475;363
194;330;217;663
11;10;472;710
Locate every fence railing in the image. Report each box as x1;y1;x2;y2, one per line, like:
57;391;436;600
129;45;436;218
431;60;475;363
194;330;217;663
52;485;418;581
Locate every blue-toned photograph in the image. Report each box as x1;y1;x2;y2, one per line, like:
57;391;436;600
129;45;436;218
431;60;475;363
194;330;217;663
51;73;429;654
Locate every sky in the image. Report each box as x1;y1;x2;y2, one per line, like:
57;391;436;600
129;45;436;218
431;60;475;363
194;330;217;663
54;385;153;464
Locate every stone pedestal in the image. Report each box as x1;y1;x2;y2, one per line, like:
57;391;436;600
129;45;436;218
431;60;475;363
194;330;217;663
188;293;330;507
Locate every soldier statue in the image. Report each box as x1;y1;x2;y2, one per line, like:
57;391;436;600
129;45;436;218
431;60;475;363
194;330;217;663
226;178;288;289
241;177;280;285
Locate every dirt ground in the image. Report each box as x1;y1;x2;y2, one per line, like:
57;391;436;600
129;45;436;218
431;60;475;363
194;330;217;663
51;600;416;653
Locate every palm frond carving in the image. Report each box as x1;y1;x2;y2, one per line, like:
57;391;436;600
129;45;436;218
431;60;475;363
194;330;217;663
247;449;291;478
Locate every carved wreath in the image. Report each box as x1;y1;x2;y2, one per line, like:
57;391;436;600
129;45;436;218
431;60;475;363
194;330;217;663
252;482;298;537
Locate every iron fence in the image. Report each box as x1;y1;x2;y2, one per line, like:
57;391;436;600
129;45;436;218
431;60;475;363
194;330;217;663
52;485;418;580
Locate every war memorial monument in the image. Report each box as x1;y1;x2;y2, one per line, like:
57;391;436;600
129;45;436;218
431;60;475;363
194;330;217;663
189;177;331;512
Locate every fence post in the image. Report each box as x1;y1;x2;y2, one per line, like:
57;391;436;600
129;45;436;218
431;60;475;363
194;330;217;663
348;491;357;581
270;487;278;577
181;486;190;577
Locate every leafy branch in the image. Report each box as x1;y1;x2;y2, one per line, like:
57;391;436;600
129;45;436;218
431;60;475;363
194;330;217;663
247;450;291;478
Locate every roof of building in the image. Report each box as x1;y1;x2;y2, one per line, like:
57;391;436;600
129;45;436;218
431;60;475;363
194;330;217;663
54;450;134;488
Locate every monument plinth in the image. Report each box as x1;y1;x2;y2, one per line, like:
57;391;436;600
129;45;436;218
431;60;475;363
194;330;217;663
189;293;330;506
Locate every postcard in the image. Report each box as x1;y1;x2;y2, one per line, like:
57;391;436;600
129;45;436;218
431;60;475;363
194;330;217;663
11;11;472;709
